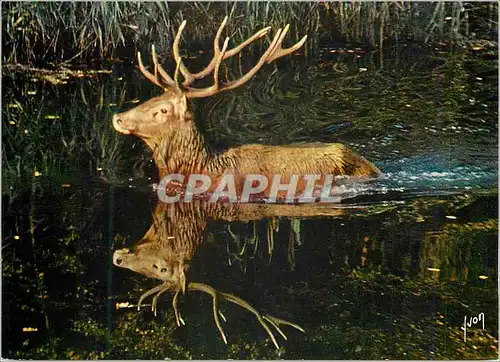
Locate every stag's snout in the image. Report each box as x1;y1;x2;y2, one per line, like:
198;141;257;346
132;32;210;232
112;113;136;135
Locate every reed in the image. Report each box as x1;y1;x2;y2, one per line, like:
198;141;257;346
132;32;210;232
1;74;135;201
3;2;496;65
321;2;491;48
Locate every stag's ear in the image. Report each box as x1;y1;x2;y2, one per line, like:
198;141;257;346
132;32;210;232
179;95;188;121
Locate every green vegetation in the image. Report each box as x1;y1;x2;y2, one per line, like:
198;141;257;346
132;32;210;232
2;2;497;65
1;72;152;202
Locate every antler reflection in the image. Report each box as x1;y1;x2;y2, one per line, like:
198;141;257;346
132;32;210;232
136;280;304;349
114;201;344;348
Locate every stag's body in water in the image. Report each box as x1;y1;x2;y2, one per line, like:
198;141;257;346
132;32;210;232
112;17;381;197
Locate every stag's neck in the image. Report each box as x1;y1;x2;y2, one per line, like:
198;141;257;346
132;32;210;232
145;124;236;179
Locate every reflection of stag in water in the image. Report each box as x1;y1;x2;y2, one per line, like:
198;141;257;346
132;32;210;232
113;200;343;348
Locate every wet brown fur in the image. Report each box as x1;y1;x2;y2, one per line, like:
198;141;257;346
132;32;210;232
113;93;381;196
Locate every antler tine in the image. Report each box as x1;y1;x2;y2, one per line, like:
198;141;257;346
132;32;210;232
152;286;169;317
265;315;305;333
137;282;171;311
173;20;196;86
220;288;280;349
182;37;230;99
224;27;271;58
187;282;303;349
183;16;272;86
185;282;228;343
180;16;228;87
174;57;182;90
172;289;186;326
213;38;230;90
151;45;176;88
137;50;168;90
266;24;308;64
185;28;284;98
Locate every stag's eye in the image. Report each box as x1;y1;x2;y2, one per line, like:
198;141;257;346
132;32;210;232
153;264;159;269
161;108;168;114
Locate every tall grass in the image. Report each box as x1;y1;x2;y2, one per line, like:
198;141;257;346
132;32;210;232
3;2;174;63
2;2;496;65
1;73;140;201
322;1;497;48
2;2;318;64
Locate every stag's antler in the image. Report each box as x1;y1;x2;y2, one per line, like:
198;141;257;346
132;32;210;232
188;282;304;349
137;16;307;98
136;281;304;349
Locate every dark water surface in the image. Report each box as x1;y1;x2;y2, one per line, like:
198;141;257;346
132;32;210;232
2;44;498;359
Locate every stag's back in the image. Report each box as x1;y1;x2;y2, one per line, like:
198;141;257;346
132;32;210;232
224;142;380;179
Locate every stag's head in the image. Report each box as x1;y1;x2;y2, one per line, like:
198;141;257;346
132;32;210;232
112;17;307;141
112;92;190;139
113;245;189;289
112;201;209;293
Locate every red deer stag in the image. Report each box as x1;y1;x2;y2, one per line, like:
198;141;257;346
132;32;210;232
113;200;345;348
112;17;381;199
